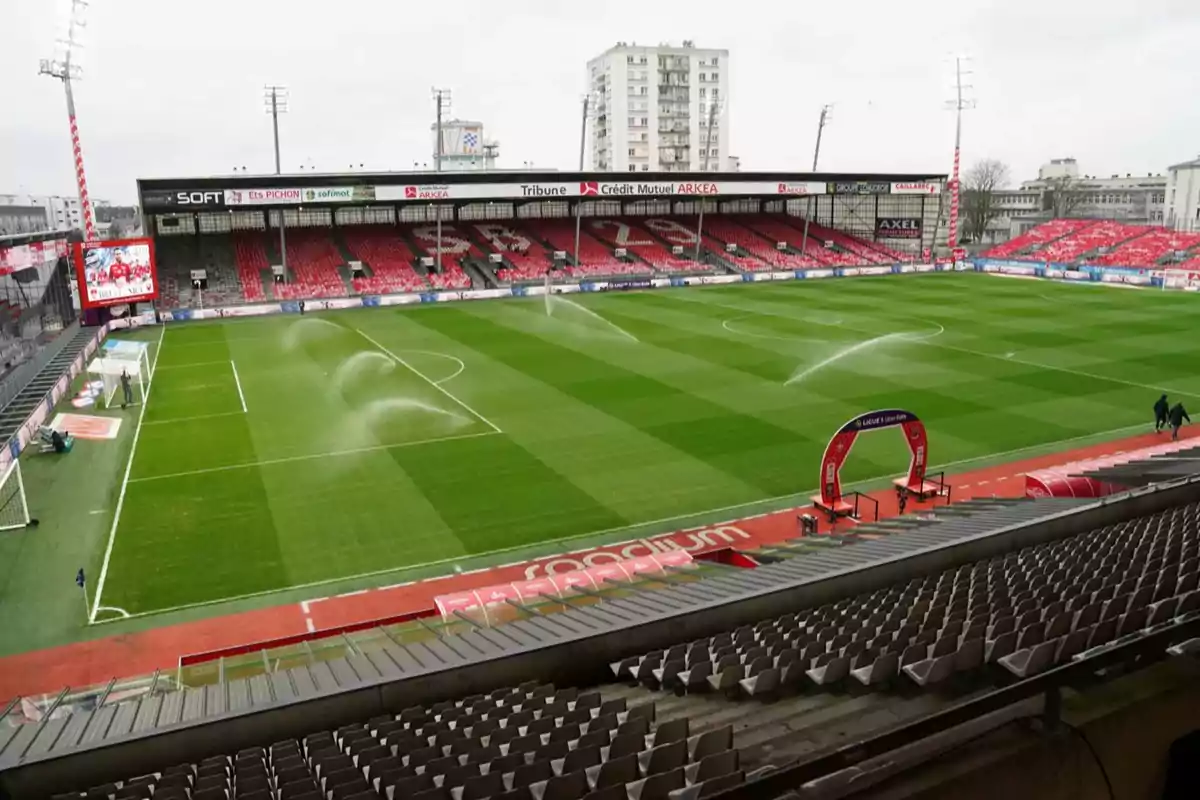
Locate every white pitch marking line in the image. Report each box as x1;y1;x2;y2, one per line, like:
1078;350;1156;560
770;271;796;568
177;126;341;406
230;360;248;413
686;293;1195;398
95;606;131;619
91;324;165;623
94;418;1159;624
397;350;467;385
305;618;316;633
153;361;230;371
354;327;503;434
126;430;503;484
142;411;245;427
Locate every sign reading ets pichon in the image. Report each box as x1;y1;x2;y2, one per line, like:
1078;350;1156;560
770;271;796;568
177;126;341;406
142;179;939;209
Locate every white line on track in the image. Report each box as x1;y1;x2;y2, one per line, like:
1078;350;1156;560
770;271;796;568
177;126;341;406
142;411;245;426
91;324;166;622
126;430;503;484
230;359;248;413
354;327;502;433
93;419;1158;624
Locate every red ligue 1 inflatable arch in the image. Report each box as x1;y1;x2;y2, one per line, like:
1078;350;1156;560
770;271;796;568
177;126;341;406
813;409;946;521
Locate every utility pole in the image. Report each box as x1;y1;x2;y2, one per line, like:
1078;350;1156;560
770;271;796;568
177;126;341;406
692;100;722;264
39;0;98;242
946;56;975;251
800;104;832;258
264;85;290;277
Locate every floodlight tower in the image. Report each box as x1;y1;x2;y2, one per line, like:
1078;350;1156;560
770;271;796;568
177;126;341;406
264;85;289;273
945;56;975;249
572;92;598;269
800;104;833;258
430;88;453;272
692;99;724;264
431;88;452;173
38;0;98;241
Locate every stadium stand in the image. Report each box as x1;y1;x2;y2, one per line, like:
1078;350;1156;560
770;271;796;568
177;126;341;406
8;485;1200;799
1087;227;1200;267
802;221;890;266
155;235;245;308
472;223;554;283
526;220;649;278
232;232;271;302
405;225;476;290
274;229;351;300
980;219;1097;260
703;217;815;270
1034;220;1142;263
341;226;428;294
586;219;695;273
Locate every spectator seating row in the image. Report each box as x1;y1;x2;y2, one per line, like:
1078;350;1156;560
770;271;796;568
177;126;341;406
982;219;1097;259
614;500;1199;699
232;232;271;303
342;226;428;295
1088;228;1200;267
1035;221;1142;263
50;684;747;800
274;230;351;300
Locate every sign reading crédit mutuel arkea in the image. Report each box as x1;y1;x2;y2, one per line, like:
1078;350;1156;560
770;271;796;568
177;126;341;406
143;179;938;209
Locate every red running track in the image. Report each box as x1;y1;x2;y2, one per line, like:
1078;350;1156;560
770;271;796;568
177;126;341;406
1;427;1195;701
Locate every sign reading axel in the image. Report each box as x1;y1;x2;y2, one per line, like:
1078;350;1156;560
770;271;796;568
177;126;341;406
875;216;923;239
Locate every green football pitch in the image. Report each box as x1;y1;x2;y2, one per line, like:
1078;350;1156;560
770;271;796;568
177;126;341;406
8;272;1200;642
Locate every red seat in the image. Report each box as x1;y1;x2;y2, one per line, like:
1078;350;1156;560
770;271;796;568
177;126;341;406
342;226;427;294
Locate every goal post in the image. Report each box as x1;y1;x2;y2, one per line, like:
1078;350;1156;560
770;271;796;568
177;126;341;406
0;460;35;532
1161;268;1200;292
89;341;151;409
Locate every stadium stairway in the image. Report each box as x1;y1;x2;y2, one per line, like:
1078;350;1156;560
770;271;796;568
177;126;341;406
0;325;96;446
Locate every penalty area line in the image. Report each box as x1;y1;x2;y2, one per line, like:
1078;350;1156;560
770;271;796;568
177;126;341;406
91;324;166;623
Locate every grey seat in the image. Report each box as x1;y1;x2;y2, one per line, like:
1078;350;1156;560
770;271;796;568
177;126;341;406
850;652;899;686
999;640;1058;678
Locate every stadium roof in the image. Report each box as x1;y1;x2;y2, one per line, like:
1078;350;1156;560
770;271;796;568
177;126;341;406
136;169;947;211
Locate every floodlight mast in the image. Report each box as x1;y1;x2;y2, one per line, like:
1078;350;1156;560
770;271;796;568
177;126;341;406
693;99;723;264
573;92;597;271
945;56;975;250
264;85;289;276
799;104;832;259
38;0;98;242
431;88;452;273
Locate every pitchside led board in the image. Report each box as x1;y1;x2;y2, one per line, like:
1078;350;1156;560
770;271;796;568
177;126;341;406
73;237;159;309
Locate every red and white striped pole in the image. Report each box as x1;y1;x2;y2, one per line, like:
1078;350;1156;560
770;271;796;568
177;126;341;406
64;77;98;242
949;144;961;248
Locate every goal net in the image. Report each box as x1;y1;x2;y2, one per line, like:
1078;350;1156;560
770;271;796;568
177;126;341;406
0;460;33;532
89;341;152;409
1161;269;1200;292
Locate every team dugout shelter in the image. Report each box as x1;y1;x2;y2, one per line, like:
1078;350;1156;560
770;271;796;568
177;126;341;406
136;169;947;308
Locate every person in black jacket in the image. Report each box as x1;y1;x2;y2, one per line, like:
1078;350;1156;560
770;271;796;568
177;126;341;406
1154;394;1170;432
1168;402;1190;441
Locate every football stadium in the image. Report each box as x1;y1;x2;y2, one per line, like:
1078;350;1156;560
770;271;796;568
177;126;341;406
3;11;1200;799
0;165;1199;799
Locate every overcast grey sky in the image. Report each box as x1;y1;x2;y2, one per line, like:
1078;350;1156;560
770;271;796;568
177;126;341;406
2;0;1198;203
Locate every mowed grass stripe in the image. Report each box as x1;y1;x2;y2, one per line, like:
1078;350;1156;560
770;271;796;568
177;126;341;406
352;311;769;526
421;304;826;496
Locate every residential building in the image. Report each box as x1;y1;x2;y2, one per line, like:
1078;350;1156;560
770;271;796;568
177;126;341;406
0;193;86;235
586;41;729;173
1164;156;1200;233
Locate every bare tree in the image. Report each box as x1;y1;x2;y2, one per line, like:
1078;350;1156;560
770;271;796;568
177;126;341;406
1043;175;1085;218
961;159;1012;243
